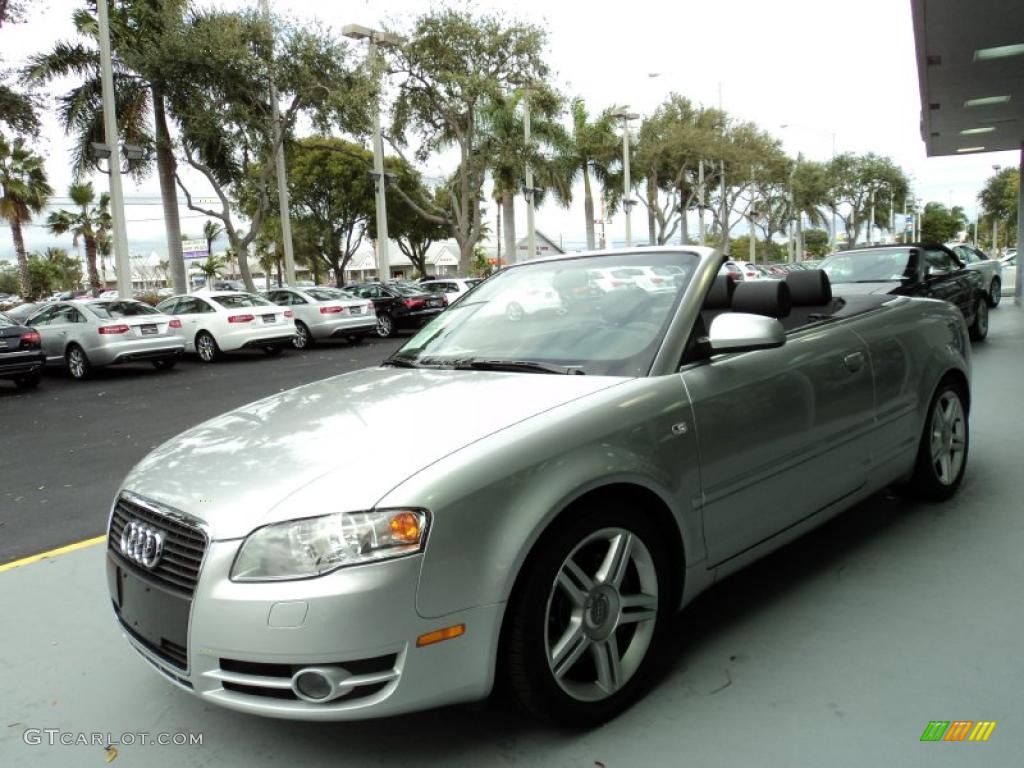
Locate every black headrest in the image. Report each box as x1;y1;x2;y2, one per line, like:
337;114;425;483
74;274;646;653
786;269;832;305
703;275;736;309
732;280;791;318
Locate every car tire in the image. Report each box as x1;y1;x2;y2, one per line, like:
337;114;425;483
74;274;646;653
503;499;672;728
263;345;284;356
376;313;395;338
14;373;41;390
195;331;220;363
292;321;314;350
152;358;177;370
968;296;988;341
907;379;969;501
988;277;1001;307
65;343;92;380
506;301;525;321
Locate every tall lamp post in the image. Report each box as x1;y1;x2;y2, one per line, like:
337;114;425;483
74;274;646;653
991;164;1002;254
343;24;406;280
96;0;132;298
612;109;639;247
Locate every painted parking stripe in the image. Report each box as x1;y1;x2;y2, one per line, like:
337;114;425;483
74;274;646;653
0;535;106;573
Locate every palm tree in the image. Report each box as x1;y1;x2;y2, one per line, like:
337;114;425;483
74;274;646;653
562;99;622;250
479;89;572;260
202;219;223;259
195;254;225;282
22;0;190;292
46;182;111;296
0;135;52;298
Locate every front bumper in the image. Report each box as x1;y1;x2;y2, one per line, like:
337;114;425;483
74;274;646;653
108;540;503;721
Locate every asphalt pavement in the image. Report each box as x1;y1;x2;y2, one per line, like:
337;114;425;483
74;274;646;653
0;336;404;563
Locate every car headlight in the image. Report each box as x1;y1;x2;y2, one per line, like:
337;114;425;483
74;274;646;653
230;509;429;582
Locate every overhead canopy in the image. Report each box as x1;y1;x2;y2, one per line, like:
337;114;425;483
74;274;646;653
912;0;1024;156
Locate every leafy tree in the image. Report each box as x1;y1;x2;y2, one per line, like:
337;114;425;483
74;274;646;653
24;0;191;292
387;8;550;272
0;260;18;293
286;137;374;287
43;246;84;289
920;202;968;243
0;0;40;136
202;219;223;257
26;253;62;297
803;229;831;258
46;182;111;296
0;135;52;297
824;153;910;247
194;253;225;281
560;98;621;250
977;166;1019;251
157;10;372;291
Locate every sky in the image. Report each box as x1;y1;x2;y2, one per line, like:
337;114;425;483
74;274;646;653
2;0;1020;261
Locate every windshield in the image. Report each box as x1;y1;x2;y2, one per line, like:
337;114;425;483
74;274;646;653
389;251;699;377
211;293;274;309
390;284;426;297
87;301;159;319
305;287;353;302
820;248;916;283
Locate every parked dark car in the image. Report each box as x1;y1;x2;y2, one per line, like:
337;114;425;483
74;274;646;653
0;311;46;389
341;282;447;337
820;242;989;340
4;302;41;324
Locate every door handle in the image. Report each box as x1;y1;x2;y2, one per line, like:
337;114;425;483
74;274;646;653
843;352;864;373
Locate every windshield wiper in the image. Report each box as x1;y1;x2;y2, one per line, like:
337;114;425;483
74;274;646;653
449;357;585;375
381;357;421;368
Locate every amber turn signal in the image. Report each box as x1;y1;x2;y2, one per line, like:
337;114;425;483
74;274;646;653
389;512;422;543
416;624;466;647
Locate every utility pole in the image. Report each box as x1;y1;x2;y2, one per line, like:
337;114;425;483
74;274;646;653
749;165;756;263
97;0;132;298
523;93;536;260
720;159;729;255
697;160;705;246
612;110;639;247
496;205;502;265
259;0;296;287
598;194;607;250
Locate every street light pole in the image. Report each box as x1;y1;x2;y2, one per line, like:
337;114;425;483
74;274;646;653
343;24;405;280
612;109;639;247
96;0;132;298
523;93;536;260
868;187;875;246
259;0;296;287
697;159;705;246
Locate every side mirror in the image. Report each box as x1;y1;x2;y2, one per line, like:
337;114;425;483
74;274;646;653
708;312;786;354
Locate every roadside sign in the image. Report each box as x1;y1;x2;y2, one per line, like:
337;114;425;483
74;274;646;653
182;239;209;261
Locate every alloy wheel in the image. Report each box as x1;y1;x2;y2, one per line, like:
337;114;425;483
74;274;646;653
376;314;393;338
929;390;966;486
67;346;88;379
196;333;216;362
293;323;309;349
990;278;1001;307
544;527;659;702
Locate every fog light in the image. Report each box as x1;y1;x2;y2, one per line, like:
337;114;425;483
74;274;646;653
294;671;332;701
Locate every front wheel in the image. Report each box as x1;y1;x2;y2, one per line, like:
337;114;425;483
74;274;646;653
503;502;671;727
969;297;988;341
988;277;1001;307
292;321;313;350
66;344;92;380
195;331;219;363
906;380;969;500
376;313;395;338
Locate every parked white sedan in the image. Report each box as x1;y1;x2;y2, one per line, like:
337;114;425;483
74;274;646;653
263;286;376;350
418;278;483;306
156;291;296;362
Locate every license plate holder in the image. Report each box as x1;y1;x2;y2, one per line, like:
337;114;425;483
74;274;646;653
106;554;191;660
140;324;157;335
262;314;276;323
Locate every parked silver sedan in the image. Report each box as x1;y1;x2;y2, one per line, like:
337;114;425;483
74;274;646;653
948;242;1003;307
26;299;184;380
263;286;376;349
106;247;970;726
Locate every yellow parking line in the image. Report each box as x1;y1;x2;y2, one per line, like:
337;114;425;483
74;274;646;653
0;535;106;573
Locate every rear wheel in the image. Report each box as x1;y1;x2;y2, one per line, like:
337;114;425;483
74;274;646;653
907;379;969;500
65;344;91;380
988;277;1001;307
14;373;41;390
376;313;395;338
195;331;219;363
968;297;988;341
152;358;177;370
506;301;525;321
292;321;313;350
504;501;671;727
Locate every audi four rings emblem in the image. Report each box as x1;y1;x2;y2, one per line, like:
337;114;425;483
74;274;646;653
120;520;165;568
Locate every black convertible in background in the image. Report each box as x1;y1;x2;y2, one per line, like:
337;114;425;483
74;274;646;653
819;242;989;341
0;311;46;390
342;282;447;338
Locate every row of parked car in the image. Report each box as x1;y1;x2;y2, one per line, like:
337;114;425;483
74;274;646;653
0;278;483;390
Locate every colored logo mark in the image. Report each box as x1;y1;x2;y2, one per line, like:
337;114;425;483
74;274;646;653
920;721;997;742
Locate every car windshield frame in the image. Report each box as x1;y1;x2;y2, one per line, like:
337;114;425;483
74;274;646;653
388;250;700;378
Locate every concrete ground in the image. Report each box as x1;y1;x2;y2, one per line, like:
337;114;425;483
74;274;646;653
2;308;1023;767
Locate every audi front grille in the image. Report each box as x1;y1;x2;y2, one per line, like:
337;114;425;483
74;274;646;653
108;495;207;597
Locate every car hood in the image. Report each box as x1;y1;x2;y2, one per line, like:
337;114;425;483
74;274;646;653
832;281;902;296
122;366;625;539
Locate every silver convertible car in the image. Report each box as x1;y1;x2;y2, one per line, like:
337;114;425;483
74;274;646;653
106;247;971;727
